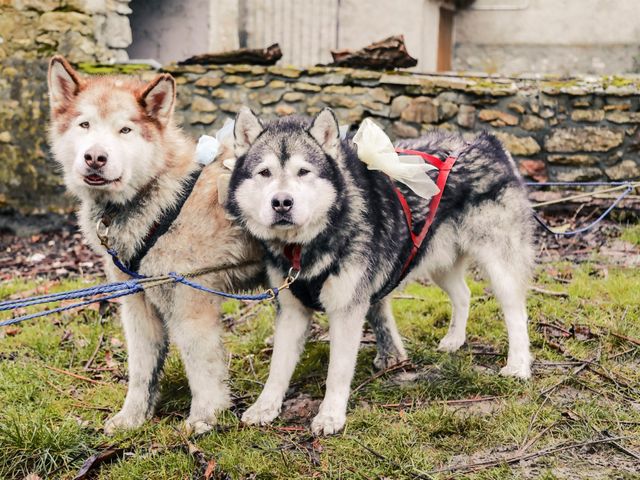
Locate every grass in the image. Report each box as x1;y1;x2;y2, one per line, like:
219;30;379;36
1;250;640;478
621;224;640;246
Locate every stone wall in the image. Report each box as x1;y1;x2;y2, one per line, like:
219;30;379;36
2;61;640;214
0;0;132;63
0;0;133;214
169;64;640;184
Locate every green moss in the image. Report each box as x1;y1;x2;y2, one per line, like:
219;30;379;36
77;63;155;75
540;79;580;89
604;75;635;89
473;79;511;89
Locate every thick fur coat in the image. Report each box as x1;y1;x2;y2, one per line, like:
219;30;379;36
47;57;263;434
226;107;534;435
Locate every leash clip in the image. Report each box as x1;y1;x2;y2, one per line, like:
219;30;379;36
286;267;300;285
277;267;300;292
96;219;111;249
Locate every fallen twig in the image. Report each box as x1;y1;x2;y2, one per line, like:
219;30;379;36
518;420;562;454
611;332;640;348
43;364;110;386
519;395;551;451
566;407;640;461
224;301;265;330
429;435;638;475
538;361;589;398
381;395;504;409
609;347;637;360
83;332;104;370
537;321;571;336
530;285;569;297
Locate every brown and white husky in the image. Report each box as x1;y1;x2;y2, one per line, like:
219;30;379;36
47;56;263;434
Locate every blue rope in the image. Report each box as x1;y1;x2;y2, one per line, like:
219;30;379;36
0;280;140;311
0;285;144;327
168;273;277;301
0;270;278;327
526;181;633;187
107;249;146;279
530;183;635;237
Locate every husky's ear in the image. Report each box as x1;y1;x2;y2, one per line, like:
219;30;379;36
48;56;82;113
309;107;340;157
234;106;263;156
139;74;176;125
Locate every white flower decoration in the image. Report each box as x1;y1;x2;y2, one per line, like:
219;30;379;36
353;118;440;200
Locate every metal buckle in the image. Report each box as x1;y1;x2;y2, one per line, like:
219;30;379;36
274;267;300;294
96;219;111;249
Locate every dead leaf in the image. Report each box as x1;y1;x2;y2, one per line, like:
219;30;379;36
312;438;323;453
73;445;124;480
204;459;217;479
571;324;594;341
5;326;22;337
280;394;321;422
104;350;119;369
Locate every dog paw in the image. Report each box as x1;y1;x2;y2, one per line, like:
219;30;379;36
437;333;466;353
241;398;281;426
184;419;215;435
500;361;531;379
373;351;409;370
311;410;346;436
104;411;147;435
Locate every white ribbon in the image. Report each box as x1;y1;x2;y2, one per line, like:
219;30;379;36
193;120;237;203
353;118;439;200
195;119;236;166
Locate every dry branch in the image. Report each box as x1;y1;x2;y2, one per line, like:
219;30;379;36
429;435;638;475
180;43;282;66
329;35;417;70
83;332;103;370
43;364;110;386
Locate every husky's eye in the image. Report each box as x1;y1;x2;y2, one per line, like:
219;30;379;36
258;168;271;178
120;127;131;134
79;121;90;129
298;168;310;177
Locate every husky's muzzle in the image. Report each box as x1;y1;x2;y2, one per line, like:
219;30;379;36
271;192;295;226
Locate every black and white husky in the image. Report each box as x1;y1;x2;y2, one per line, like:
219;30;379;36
226;107;534;435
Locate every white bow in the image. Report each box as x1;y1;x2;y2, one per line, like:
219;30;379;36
353;118;439;200
195;119;236;166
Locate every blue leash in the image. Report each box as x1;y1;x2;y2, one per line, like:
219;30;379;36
526;181;638;237
0;256;292;327
0;280;141;311
525;181;633;187
167;273;278;301
0;285;144;327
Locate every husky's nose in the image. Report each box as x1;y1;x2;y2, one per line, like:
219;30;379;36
84;146;108;169
271;193;294;213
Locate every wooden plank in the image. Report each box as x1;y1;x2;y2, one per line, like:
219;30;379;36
437;7;454;71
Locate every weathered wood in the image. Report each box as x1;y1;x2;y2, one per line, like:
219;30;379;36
180;43;283;66
328;35;418;70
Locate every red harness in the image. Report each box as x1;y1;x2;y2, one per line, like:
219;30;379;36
393;148;457;275
284;149;457;277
